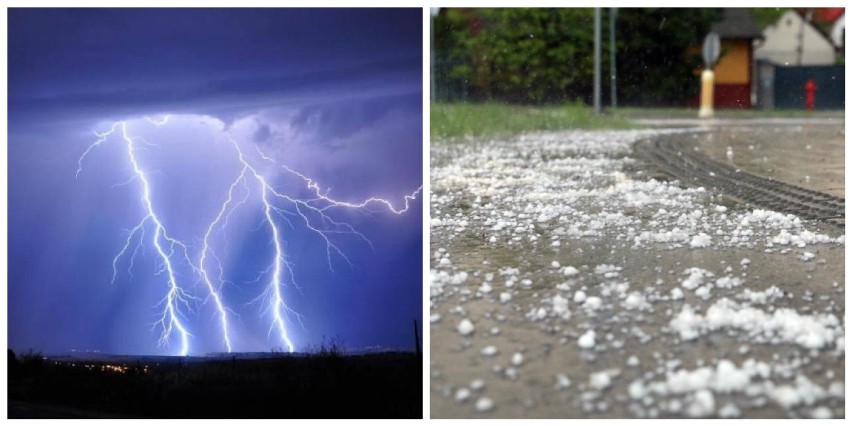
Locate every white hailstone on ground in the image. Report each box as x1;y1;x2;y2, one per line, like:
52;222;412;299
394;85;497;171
669;306;703;341
689;233;712;248
455;387;471;403
457;319;475;336
552;294;570;318
667;400;683;413
475;397;495;412
718;403;741;418
628;380;646;399
448;271;468;285
489;236;497;243
624;292;647;309
627;355;640;367
439;257;452;266
583;296;602;310
742;286;783;304
714;276;742;289
555;374;572;390
712;360;750;393
511;352;524;366
686;389;715;417
481;346;499;357
478;283;493;294
828;382;844;398
770;385;800;408
563;266;580;276
470;379;485;391
740;258;751;266
430;313;442;324
551;261;561;269
504;367;519;380
594;264;619;274
589;371;612;390
670;288;684;300
811;406;832;419
681;268;711;290
669;299;842;349
578;330;596;349
726;146;733;160
499;292;512;303
573;290;587;303
800;251;815;262
490;327;501;336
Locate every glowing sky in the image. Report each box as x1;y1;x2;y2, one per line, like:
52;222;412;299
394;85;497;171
8;8;423;355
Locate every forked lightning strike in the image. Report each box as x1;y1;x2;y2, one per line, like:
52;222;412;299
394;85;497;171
77;117;421;355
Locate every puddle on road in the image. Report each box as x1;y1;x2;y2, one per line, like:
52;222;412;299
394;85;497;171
685;125;844;198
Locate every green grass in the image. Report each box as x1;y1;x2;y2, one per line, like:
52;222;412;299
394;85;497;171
431;102;637;139
431;103;845;139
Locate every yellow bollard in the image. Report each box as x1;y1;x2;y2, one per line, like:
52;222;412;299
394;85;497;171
698;69;714;118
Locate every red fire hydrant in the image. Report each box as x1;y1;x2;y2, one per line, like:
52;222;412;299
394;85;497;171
804;79;817;110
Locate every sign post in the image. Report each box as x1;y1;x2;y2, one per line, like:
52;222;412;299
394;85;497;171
430;8;441;102
610;8;617;109
593;8;601;115
699;32;720;118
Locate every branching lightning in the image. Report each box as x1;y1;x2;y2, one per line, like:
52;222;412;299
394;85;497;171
78;117;421;355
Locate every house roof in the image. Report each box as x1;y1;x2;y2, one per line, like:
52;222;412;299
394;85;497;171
711;8;764;40
796;7;845;24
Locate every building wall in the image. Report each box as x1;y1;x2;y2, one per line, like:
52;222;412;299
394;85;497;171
710;39;752;108
689;39;754;108
773;65;845;110
714;39;751;84
755;10;836;66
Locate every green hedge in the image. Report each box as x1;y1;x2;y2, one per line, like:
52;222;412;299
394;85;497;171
434;8;722;106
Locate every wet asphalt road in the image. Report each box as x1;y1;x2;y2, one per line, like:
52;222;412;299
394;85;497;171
430;117;844;418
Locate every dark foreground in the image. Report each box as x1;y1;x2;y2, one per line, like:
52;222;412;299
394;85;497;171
8;351;421;418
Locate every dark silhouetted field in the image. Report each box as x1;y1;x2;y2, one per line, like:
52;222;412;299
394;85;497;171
8;349;421;418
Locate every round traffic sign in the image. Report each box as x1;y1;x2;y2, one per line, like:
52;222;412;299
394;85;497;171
702;32;721;68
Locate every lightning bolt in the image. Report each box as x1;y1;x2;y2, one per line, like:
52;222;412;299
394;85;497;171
80;119;195;355
78;116;421;355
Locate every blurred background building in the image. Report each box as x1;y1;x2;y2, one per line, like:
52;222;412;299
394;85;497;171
432;7;844;110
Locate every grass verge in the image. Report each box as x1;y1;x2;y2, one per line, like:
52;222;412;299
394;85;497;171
431;102;637;139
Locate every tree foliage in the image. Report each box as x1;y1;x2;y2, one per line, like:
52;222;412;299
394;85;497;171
749;7;787;29
616;8;722;106
434;8;723;106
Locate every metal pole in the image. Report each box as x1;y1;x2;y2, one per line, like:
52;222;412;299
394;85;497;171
430;11;436;101
594;8;601;115
430;8;441;102
610;8;617;109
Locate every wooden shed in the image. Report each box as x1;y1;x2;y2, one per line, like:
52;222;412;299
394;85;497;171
706;9;764;108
